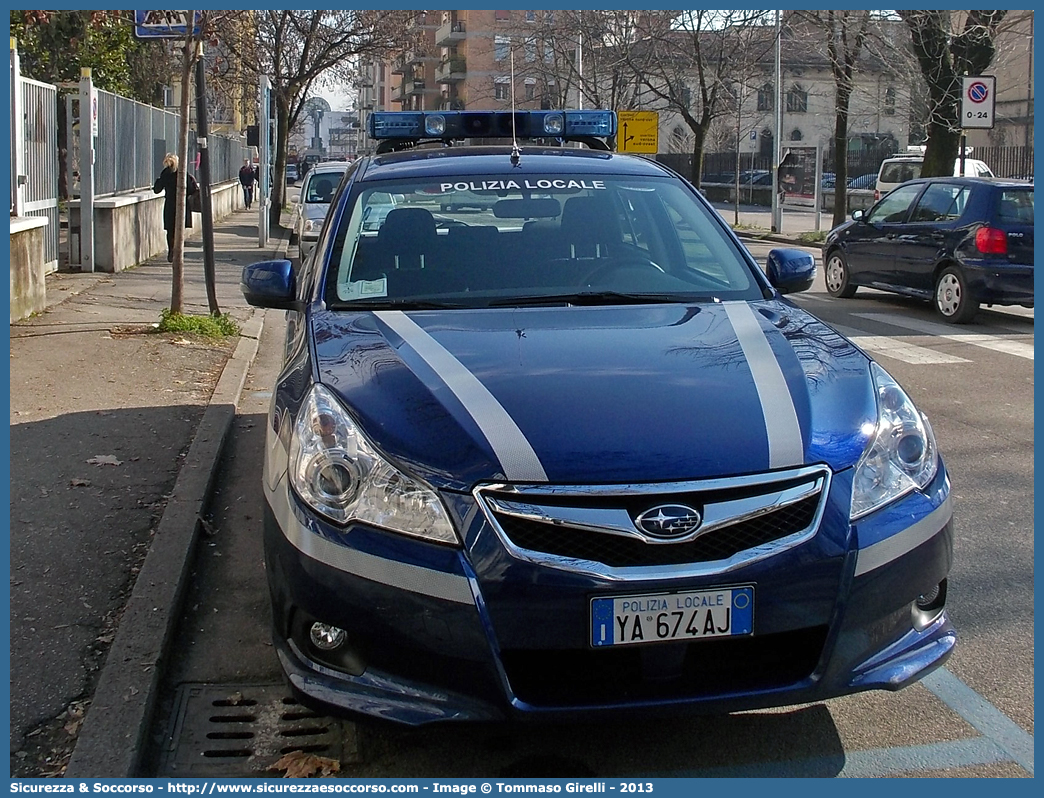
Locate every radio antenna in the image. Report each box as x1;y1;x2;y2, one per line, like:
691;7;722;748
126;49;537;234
510;47;521;166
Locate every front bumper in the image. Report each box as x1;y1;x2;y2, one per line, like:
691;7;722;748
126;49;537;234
299;231;320;259
263;466;954;725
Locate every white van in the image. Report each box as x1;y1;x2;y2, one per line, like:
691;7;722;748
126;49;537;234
875;155;993;200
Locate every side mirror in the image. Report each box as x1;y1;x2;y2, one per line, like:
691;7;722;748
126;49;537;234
766;248;816;295
851;209;865;222
240;259;302;310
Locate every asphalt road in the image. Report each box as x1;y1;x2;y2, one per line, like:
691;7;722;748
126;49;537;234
144;240;1033;778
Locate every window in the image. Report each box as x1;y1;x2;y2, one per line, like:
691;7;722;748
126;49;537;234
494;78;510;101
525;79;536;101
525;11;536;23
790;129;803;141
544;43;554;64
997;189;1034;224
786;84;807;113
757;83;773;112
910;183;967;223
884;86;896;117
544;11;554;24
495;35;510;61
524;37;536;62
867;183;922;224
495;10;511;22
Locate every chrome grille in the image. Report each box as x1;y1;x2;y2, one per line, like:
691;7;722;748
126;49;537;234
475;465;830;575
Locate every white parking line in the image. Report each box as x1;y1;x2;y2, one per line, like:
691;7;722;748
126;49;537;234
923;667;1035;775
855;313;1035;361
831;324;970;365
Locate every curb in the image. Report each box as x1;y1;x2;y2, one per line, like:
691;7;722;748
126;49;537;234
733;230;818;247
65;226;289;778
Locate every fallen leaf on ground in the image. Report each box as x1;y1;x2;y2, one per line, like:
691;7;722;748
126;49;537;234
70;478;92;487
269;751;341;778
87;455;122;467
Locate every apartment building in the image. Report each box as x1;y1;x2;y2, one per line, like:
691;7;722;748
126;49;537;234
357;9;574;153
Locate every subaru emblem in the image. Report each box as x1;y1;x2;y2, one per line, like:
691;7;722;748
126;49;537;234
634;504;703;539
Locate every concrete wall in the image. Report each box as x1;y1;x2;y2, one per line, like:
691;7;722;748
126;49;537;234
10;216;49;322
69;179;243;273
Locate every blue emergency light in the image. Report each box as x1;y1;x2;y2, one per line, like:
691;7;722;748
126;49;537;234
368;110;616;142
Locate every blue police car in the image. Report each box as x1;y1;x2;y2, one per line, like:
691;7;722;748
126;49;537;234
241;110;954;724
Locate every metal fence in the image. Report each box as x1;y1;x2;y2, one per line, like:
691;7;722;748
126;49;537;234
660;147;1033;187
67;87;247;199
11;60;60;272
974;145;1034;179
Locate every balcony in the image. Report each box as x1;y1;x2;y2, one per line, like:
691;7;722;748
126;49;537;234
393;50;435;73
435;19;466;47
392;80;428;102
438;98;466;112
435;57;467;83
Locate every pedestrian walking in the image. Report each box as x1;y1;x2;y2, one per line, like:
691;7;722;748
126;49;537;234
239;158;257;209
153;153;198;262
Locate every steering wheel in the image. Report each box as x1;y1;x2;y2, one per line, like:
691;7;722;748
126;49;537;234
581;254;665;286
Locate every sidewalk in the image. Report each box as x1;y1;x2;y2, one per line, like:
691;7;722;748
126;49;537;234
9;208;290;777
710;200;830;245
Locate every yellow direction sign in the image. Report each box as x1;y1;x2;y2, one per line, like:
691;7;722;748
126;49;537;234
617;111;659;153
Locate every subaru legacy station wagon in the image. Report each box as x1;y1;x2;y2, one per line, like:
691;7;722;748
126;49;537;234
241;110;955;724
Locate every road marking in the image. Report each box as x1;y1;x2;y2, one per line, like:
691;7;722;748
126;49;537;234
831;323;970;365
658;736;1014;777
791;293;830;302
922;667;1035;775
855;313;1034;361
655;667;1033;777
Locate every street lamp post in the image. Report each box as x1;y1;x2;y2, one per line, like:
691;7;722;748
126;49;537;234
771;9;783;234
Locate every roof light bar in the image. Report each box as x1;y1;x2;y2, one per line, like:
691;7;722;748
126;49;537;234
368;110;616;141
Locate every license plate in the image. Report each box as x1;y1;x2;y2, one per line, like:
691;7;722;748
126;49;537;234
590;586;754;648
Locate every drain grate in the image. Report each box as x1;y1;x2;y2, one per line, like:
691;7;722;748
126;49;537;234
157;683;358;776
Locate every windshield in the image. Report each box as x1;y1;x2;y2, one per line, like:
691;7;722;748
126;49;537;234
323;174;765;308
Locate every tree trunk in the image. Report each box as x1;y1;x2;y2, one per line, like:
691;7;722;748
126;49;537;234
171;30;196;315
831;85;852;229
268;97;291;231
688;124;707;189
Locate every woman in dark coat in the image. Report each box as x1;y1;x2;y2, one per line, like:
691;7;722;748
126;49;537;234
153;153;198;262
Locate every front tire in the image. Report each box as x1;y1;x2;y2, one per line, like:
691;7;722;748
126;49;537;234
934;266;979;324
825;250;857;298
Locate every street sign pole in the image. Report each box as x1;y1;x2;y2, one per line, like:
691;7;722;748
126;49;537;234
195;43;219;315
960;76;996;177
258;76;271;247
79;68;96;273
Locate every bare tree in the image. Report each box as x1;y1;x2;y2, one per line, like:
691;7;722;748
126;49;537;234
897;10;1007;176
626;10;771;187
539;11;651;112
219;10;416;228
793;10;872;227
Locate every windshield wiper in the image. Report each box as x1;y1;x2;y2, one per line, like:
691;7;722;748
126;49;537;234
487;292;713;308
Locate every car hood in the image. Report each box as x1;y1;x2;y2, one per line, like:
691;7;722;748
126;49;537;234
311;301;876;491
302;202;332;221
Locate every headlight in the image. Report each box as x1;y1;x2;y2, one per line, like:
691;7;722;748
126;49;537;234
303;219;315;233
851;362;938;519
288;384;458;544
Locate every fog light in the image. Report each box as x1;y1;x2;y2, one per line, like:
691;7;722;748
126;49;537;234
309;622;346;651
916;584;941;609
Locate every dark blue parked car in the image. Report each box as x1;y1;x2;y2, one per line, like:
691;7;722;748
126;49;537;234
823;176;1033;323
241;110;954;725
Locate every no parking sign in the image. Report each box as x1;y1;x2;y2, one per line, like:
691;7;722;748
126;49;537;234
961;75;996;129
